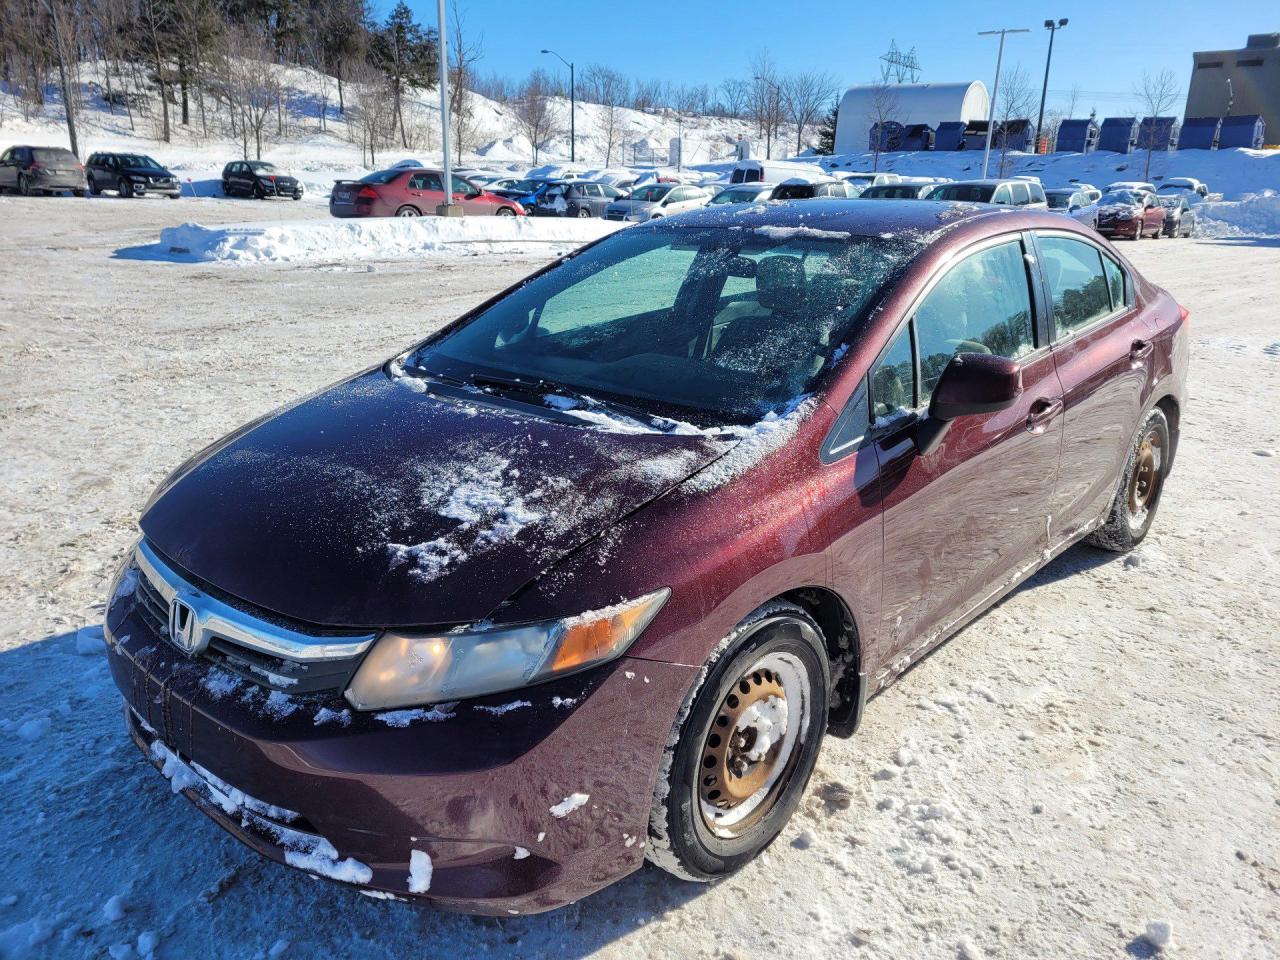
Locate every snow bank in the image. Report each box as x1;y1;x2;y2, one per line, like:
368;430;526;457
1195;191;1280;238
153;216;625;264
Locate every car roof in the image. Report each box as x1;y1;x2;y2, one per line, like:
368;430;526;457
941;179;1026;187
640;197;1022;238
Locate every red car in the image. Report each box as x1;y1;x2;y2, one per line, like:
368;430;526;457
105;200;1186;914
329;167;524;218
1095;189;1166;240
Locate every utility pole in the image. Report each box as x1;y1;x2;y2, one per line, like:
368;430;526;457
435;0;461;216
542;49;575;163
979;27;1030;179
1034;19;1068;152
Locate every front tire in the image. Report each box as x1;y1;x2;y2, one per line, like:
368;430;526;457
394;205;420;217
495;206;516;216
117;177;132;199
575;206;591;218
19;175;32;197
647;605;830;882
1086;407;1170;553
253;182;265;200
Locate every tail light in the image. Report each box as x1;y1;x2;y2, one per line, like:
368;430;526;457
356;186;379;200
1177;304;1189;328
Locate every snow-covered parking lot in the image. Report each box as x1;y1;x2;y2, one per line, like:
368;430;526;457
1;197;1277;960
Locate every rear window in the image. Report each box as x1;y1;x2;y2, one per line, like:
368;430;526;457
361;169;405;184
33;148;76;163
928;183;995;203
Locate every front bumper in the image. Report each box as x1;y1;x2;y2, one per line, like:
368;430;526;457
128;181;181;197
105;586;695;914
1097;219;1140;237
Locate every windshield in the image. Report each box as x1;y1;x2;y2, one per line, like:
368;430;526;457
711;188;764;205
1157;196;1182;208
32;148;76;163
409;226;920;423
628;185;673;203
927;184;995;203
248;162;279;173
1100;191;1144;206
772;183;816;200
1045;192;1072;209
118;155;162;170
508;179;545;193
843;174;876;183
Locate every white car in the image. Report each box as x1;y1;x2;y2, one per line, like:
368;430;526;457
1158;177;1209;200
1067;182;1103;203
1045;188;1100;229
834;171;901;196
1105;180;1156;195
603;183;710;221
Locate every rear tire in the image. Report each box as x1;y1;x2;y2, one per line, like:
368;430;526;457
647;604;830;882
575;206;591;218
253;182;265;200
1086;407;1170;553
19;175;32;197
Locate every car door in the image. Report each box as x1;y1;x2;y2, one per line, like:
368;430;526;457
1032;230;1154;545
869;234;1064;669
1143;194;1163;234
454;175;490;214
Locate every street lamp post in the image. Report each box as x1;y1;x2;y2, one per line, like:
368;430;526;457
978;27;1030;179
1034;19;1068;152
541;49;575;163
435;0;461;216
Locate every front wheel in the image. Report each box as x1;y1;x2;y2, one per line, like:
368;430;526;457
575;206;592;218
394;205;420;217
647;605;830;882
117;178;132;199
19;175;32;197
253;182;265;200
1087;407;1170;552
495;206;516;216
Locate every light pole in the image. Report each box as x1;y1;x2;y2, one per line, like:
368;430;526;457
1034;18;1068;152
435;0;461;216
753;75;781;159
541;49;574;163
978;27;1030;179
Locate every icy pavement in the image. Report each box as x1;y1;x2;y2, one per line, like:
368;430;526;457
1;198;1277;958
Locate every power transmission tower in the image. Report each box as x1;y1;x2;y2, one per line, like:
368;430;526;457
879;41;922;84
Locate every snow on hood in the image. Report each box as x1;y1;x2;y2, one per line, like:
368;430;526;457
140;368;732;627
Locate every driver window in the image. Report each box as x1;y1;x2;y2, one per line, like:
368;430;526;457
913;240;1035;404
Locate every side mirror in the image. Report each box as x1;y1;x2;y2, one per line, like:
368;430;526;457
916;353;1024;455
465;191;481;199
1069;204;1080;212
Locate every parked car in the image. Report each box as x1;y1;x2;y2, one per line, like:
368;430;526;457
1096;190;1166;240
0;145;86;197
1045;188;1099;228
857;183;934;199
532;180;624;217
1104;181;1156;195
329;168;523;218
603;183;710;221
836;172;901;196
770;177;853;201
728;159;828;185
925;179;1048;209
1069;182;1103;203
483;177;528;194
104;200;1186;914
221;160;304;200
709;183;775;205
86;152;181;199
1157;177;1208;200
486;178;562;211
1156;194;1198;237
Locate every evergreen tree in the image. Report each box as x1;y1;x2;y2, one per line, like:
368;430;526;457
815;99;839;154
369;0;437;148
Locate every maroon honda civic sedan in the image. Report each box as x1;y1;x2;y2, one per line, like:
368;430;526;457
104;198;1188;914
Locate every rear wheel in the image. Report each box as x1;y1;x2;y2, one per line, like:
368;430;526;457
1087;407;1170;552
252;182;265;200
19;175;32;197
394;205;420;217
647;605;829;881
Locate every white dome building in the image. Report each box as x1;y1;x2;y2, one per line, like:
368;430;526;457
834;81;990;154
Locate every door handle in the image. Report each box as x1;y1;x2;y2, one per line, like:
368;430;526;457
1130;339;1154;366
1026;397;1064;434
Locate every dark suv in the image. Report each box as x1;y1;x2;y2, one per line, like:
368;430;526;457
0;145;86;196
221;160;303;200
105;201;1187;915
86;152;181;199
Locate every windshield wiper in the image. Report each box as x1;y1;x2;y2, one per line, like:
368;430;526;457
467;372;696;433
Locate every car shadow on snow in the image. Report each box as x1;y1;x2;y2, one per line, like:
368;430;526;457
0;628;707;959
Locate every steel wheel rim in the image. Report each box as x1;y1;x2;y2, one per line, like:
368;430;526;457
698;651;810;837
1127;429;1164;521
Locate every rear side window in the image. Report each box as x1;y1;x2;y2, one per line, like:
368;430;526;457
1038;236;1114;336
1028;183;1046;204
1009;182;1030;205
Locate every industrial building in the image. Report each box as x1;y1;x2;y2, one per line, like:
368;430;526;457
1184;33;1279;146
834;81;989;155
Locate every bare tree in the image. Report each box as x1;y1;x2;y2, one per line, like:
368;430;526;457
782;70;836;154
447;4;483;164
215;30;282;160
514;68;557;163
35;0;81;156
583;64;629;166
865;82;900;171
1135;68;1180;181
718;78;749;118
749;50;785;158
994;65;1034;177
138;0;175;142
344;59;395;166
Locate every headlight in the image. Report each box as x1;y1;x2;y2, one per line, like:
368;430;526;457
345;588;670;710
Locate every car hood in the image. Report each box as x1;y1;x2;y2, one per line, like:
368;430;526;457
123;166;173;178
140;368;730;628
1098;203;1141;215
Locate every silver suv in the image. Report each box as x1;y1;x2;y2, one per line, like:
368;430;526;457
925;179;1048;209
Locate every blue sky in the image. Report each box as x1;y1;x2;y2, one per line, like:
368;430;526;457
385;0;1274;115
